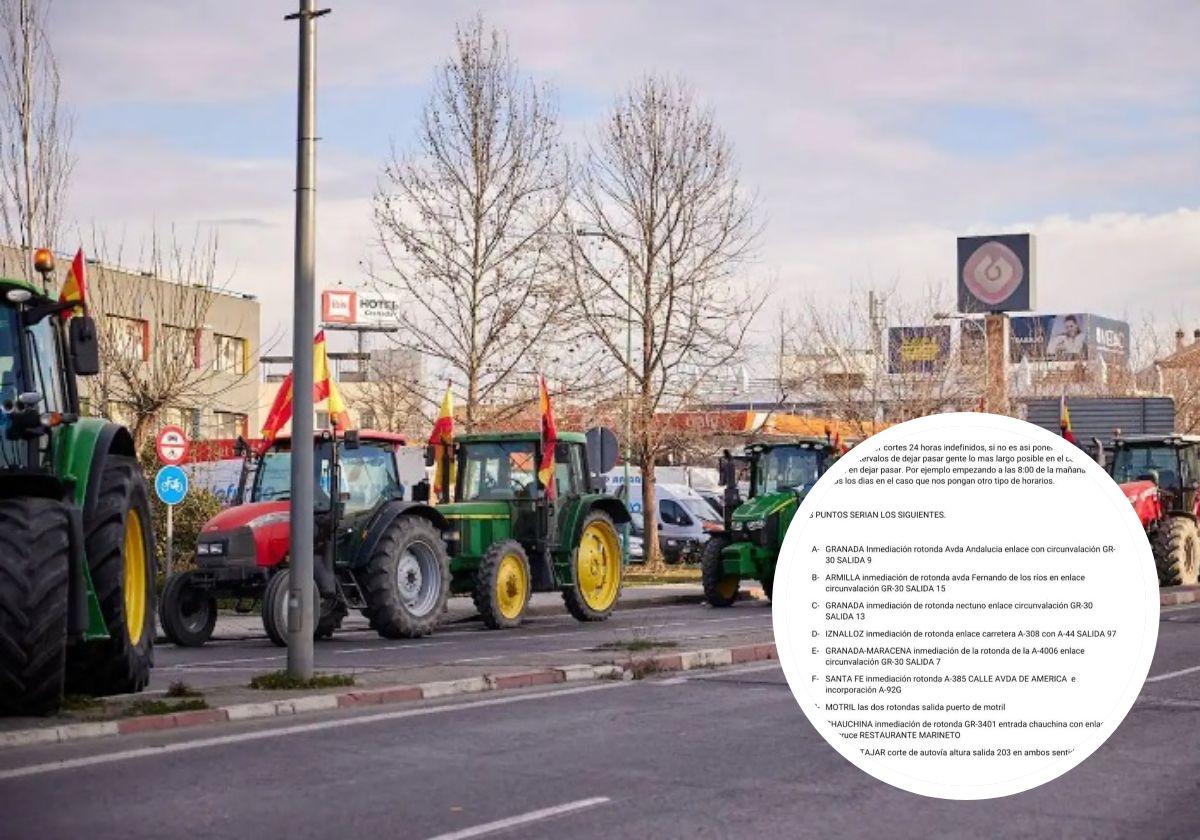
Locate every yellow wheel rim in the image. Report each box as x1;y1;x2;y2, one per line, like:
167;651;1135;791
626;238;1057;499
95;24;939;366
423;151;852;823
495;553;528;620
122;509;147;645
577;520;622;612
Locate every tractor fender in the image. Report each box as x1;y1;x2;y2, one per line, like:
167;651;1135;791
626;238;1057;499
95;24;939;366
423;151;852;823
67;419;135;523
354;500;451;568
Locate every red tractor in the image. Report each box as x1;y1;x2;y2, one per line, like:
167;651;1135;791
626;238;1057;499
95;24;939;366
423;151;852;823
1106;433;1200;587
159;429;452;646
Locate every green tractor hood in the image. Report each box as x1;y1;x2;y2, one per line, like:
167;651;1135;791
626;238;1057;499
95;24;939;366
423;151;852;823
731;489;801;523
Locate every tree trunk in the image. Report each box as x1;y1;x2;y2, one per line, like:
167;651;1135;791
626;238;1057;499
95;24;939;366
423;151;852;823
638;445;661;572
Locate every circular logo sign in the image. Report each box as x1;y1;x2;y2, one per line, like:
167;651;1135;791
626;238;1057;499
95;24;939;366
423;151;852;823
155;465;189;506
156;425;189;466
963;241;1024;306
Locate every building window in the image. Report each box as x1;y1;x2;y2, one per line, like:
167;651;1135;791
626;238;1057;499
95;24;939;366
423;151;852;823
212;411;247;439
109;315;149;363
162;406;200;438
164;324;201;369
214;334;247;375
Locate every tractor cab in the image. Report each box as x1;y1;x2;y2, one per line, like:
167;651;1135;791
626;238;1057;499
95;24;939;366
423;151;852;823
437;430;630;628
704;438;838;607
1107;434;1200;518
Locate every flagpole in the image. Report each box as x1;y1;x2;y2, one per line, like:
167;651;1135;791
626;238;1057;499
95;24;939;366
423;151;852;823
285;0;328;679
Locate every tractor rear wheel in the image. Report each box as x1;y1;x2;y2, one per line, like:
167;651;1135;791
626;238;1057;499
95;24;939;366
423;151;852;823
362;516;450;639
563;510;623;622
0;498;70;715
701;536;739;608
473;540;531;629
1153;515;1200;587
73;456;155;697
159;571;217;647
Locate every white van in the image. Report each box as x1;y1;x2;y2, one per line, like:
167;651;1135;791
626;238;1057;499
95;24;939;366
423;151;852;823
621;482;722;564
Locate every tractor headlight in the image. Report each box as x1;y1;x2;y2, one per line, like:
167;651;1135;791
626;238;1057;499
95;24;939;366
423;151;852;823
745;519;766;531
246;512;289;530
197;541;225;556
196;543;209;556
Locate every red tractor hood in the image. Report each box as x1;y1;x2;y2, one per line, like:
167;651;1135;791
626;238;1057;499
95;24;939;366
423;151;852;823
203;500;290;532
200;501;291;568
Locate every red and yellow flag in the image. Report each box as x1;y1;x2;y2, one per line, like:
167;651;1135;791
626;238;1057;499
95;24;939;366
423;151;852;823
1060;395;1076;445
257;331;351;453
428;382;454;499
313;330;350;428
538;376;557;500
57;249;87;319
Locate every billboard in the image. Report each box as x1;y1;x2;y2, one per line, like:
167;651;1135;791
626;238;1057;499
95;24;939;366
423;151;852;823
887;325;951;373
320;289;402;327
1008;314;1129;364
956;233;1036;313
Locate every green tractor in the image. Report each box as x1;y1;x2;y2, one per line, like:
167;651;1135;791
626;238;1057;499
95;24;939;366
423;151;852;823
0;252;155;715
435;431;630;628
702;438;838;607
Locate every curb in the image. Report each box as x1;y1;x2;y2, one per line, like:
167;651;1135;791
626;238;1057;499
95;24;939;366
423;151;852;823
1161;586;1200;607
0;643;777;750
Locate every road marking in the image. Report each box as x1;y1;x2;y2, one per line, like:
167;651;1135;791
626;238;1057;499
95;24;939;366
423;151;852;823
1145;664;1200;683
334;641;454;655
0;683;626;781
424;797;611;840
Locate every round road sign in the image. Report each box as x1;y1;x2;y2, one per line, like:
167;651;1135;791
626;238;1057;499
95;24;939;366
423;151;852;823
154;465;189;506
156;425;189;466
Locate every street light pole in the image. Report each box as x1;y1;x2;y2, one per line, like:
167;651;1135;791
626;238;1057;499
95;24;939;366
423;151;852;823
285;0;329;680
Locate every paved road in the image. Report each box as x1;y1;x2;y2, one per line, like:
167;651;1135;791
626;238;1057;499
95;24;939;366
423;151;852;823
144;589;769;693
2;602;1199;839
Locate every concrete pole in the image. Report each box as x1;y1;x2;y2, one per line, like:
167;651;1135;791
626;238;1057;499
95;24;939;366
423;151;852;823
285;0;328;679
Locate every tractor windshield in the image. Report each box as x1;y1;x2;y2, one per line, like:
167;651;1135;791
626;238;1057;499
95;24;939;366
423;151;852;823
757;446;825;494
1111;446;1182;490
251;440;335;509
457;440;538;501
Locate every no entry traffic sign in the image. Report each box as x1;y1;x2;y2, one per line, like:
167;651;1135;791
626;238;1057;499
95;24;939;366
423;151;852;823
156;425;189;466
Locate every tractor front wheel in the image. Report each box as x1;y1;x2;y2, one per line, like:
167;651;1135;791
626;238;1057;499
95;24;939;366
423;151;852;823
473;540;531;629
159;571;217;647
0;497;70;715
701;536;739;608
1153;515;1200;587
362;516;451;639
73;456;155;696
563;510;623;622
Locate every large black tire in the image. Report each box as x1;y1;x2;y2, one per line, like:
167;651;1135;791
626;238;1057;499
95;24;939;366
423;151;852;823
563;510;623;622
0;498;70;716
1152;515;1200;587
362;516;451;639
472;540;531;630
701;536;739;608
159;571;217;647
762;576;774;602
73;456;155;696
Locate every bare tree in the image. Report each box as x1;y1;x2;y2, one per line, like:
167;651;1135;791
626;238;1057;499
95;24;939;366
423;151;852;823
568;76;761;567
372;16;586;432
0;0;71;279
88;230;256;450
356;345;427;434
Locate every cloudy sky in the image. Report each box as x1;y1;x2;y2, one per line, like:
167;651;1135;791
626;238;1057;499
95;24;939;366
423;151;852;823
47;1;1200;355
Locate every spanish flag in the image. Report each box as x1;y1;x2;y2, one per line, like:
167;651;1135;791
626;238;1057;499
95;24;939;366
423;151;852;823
428;382;454;499
538;376;557;500
258;331;350;453
1060;395;1076;445
313;330;350;428
57;249;87;320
